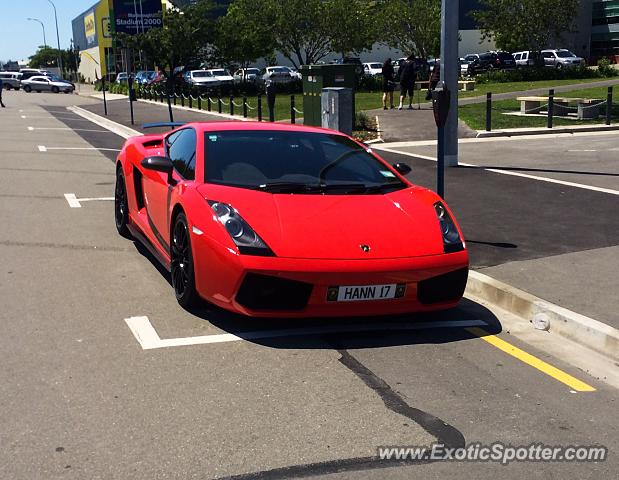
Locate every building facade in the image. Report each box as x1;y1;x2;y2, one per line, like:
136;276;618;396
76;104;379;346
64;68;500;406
592;0;619;60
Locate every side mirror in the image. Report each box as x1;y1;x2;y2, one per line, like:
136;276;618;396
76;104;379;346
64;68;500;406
141;156;174;183
392;163;412;176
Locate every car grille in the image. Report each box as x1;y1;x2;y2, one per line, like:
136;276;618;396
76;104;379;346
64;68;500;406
236;273;313;311
417;268;468;305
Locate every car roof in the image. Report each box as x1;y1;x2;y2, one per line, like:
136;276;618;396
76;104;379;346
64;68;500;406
170;121;346;136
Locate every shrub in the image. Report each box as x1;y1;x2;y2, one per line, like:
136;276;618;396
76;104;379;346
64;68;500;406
354;111;374;131
597;57;617;78
357;74;383;92
475;66;602;84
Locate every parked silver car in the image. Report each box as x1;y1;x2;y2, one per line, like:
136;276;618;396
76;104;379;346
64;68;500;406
541;49;585;69
0;71;22;89
183;70;221;90
261;66;299;84
21;75;74;93
233;68;261;83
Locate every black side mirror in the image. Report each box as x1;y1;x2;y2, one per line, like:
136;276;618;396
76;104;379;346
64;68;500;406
141;156;174;183
392;163;412;176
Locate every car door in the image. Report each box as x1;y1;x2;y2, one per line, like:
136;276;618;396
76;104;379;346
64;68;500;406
542;52;554;67
141;128;197;250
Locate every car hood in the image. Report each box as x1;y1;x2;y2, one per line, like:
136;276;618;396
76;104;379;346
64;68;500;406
197;185;444;259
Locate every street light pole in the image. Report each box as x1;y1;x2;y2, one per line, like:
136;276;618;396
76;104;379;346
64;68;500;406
46;0;63;74
27;18;47;48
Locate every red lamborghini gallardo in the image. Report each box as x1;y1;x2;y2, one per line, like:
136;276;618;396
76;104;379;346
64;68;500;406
114;121;468;317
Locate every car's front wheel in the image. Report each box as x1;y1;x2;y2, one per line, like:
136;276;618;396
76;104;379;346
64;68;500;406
114;168;132;238
23;85;31;92
51;86;59;93
171;213;200;308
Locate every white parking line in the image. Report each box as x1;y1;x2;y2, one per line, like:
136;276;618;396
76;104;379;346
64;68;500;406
124;315;489;350
28;126;109;133
374;147;619;196
64;193;114;208
21;114;92;121
39;146;120;152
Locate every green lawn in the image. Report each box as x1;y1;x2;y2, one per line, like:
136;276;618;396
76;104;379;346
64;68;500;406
458;77;610;99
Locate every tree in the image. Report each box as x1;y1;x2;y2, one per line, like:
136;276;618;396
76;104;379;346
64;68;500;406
115;0;216;121
29;46;64;69
270;0;332;68
378;0;441;59
213;0;277;74
472;0;579;53
327;0;381;57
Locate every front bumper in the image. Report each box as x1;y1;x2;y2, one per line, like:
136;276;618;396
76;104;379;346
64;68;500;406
192;234;469;317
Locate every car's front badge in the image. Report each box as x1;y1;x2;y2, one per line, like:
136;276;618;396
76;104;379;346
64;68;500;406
360;244;371;253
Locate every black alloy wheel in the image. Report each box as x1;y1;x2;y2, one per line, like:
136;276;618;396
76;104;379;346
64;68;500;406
114;168;131;238
170;213;200;308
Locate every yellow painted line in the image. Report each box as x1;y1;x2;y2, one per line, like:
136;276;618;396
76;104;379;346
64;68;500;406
466;327;596;392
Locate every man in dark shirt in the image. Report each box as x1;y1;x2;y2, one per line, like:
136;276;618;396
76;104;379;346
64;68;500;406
398;55;417;110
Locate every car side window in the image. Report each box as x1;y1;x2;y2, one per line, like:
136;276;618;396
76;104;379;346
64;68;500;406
166;128;197;181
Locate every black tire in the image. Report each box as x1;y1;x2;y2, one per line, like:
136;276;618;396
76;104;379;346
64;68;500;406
170;213;200;308
23;85;31;93
51;86;59;93
114;168;132;239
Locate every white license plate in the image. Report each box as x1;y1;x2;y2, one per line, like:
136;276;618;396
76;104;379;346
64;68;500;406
327;284;405;302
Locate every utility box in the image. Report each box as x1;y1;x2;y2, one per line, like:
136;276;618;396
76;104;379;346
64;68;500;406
300;64;356;126
321;87;353;135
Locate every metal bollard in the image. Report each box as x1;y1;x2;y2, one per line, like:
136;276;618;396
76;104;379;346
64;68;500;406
230;96;234;116
173;94;177;106
207;95;211;112
198;96;202;110
486;92;492;132
547;88;554;129
181;95;185;107
218;96;222;114
243;96;248;118
258;95;263;122
189;96;192;109
290;95;295;124
607;86;613;126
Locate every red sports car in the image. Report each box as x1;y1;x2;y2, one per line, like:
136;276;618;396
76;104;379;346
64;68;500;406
114;121;468;317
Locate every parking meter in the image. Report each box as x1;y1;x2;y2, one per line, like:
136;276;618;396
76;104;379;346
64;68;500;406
432;81;450;128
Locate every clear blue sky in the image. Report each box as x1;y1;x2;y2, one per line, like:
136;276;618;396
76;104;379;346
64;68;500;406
0;0;95;62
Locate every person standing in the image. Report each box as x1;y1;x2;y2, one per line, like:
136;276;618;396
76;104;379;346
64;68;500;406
0;77;5;108
398;55;417;110
381;58;395;110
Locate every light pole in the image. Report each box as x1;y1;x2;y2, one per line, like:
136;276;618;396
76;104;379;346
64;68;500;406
27;18;47;48
45;0;63;74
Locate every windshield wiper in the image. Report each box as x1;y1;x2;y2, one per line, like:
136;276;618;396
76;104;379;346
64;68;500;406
255;182;323;193
255;182;403;194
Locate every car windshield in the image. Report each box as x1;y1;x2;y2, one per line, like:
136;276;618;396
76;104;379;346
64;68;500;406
270;67;289;73
369;63;382;68
192;71;212;78
557;50;577;58
204;131;407;194
245;69;260;74
210;70;227;75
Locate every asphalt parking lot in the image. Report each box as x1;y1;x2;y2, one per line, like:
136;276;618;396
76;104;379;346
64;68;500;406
0;90;617;479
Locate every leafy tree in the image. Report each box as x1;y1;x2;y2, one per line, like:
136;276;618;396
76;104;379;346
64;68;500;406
115;0;216;120
328;0;381;57
29;46;64;69
472;0;579;53
270;0;332;68
213;0;277;75
378;0;441;59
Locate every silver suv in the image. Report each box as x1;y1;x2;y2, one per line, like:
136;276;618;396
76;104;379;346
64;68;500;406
541;49;585;69
0;71;22;89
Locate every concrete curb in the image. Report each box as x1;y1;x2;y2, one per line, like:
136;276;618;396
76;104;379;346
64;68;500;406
138;98;250;121
476;124;619;138
67;105;140;139
466;270;619;361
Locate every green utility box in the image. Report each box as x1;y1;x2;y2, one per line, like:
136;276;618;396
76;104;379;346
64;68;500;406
300;64;356;126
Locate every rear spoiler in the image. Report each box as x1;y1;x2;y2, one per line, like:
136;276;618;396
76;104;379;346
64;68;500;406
142;122;185;129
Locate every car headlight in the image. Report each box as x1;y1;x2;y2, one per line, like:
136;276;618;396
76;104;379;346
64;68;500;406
434;202;464;253
209;201;274;256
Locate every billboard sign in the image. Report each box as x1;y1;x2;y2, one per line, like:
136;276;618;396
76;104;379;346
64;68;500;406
112;0;163;35
84;10;96;46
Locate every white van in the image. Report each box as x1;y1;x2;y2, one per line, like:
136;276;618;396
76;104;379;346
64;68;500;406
0;71;22;89
512;51;535;67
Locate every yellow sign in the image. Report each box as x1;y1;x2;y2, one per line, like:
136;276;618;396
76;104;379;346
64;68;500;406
84;11;96;44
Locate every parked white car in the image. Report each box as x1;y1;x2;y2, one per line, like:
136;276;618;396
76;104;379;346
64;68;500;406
513;51;536;67
183;70;221;89
541;49;585;69
21;75;74;93
233;68;261;83
262;66;299;84
205;69;234;85
363;62;383;76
